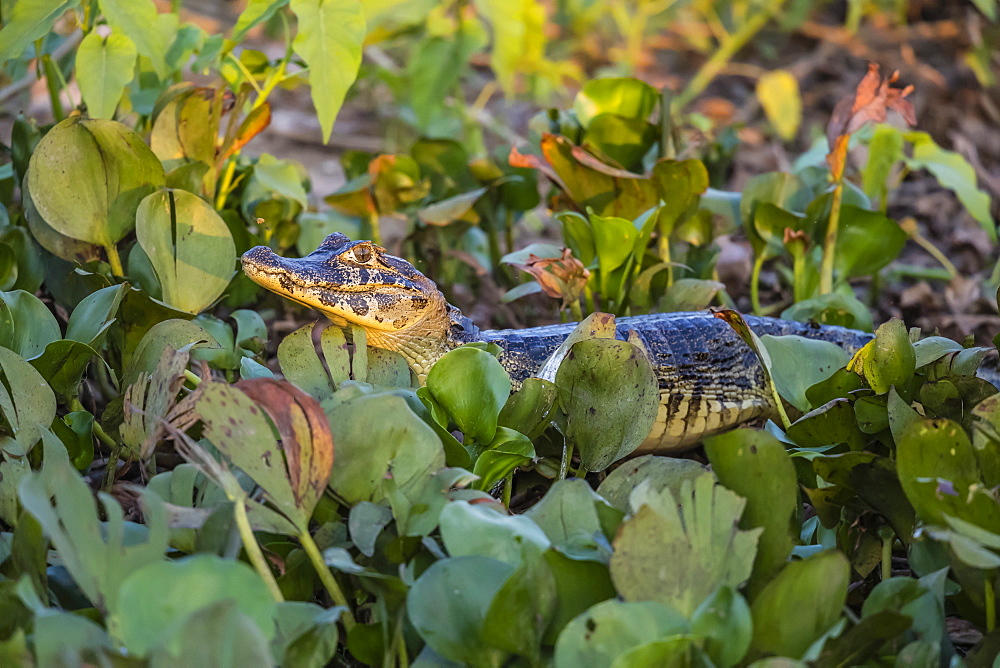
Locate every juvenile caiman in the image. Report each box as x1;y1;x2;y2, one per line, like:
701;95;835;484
242;233;932;453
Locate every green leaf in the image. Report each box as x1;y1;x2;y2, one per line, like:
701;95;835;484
472;0;546;97
0;346;57;457
0;0;78;62
116;554;276;657
704;429;799;598
556;338;659;472
834;205;907;278
136;188;237;314
471;427;534;491
862;125;905;206
761;335;849;412
847;318;915;395
290;0;366;143
26;117;165;247
905;130;997;242
75;31;137;119
18;429;169;612
440;501;549;566
596;455;706;512
584;114;657;172
233;0;291;40
98;0;170;78
480;545;557;662
524;478;623;559
147;599;275;665
327;393;445;504
573;78;659;127
0;289;61;359
756;70;801;141
749;550;849;659
32;610;114;667
426;346;511;445
691;586;753;668
272;602;342;668
29;339;103;400
122;318;216;387
610;472;762;616
553;599;688;668
65;283;127;345
497;376;558;440
781;292;874;332
407;556;513;668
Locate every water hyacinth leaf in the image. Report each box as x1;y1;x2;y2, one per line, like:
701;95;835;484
327;393;444;505
811;610;913;666
0;456;30;527
18;430;169;611
782;292;874;332
0;289;61;359
122;318;216;387
542;551;617;645
99;0;170;78
472;427;535;491
691;586;753;668
407;556;513;667
556;338;659;471
761;335;849;412
29;339;103;400
440;501;550;567
481;545;558;661
147;599;274;666
756;69;802;140
348;502;393;558
75;31;138;119
847;318;915;395
787;399;866;450
150;85;220;165
115;554;276;657
135;188;237;314
0;347;56;457
524;478;623;557
596;455;706;512
278;322;335;398
895;418;990;527
0;244;17;291
0;226;45;294
417;188;487;226
498;376;558;439
553;599;688;668
749;550;850;659
365;347;412;387
704;429;798;597
535;312;618;383
26;117;165;247
659;278;724;312
610;473;762;616
573;78;658;127
834;205;907;278
426;346;511;445
290;0;366;143
971;394;1000;487
65;283;127;346
271;602;342;668
32;611;114;668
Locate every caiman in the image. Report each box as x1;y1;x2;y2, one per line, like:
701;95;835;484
241;233;974;453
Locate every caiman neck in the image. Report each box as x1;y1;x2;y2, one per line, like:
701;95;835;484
364;301;482;381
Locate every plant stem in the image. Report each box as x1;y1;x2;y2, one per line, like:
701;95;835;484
791;247;808;303
183;369;202;387
233;499;284;603
750;255;765;315
100;445;123;491
900;217;958;279
672;4;779;112
987;578;997;633
105;244;124;277
819;181;844;294
92;420;117;450
568;299;583;322
881;533;892;582
214;159;238;210
502;471;513;509
298;529;357;631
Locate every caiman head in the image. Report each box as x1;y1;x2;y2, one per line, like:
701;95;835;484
242;233;478;379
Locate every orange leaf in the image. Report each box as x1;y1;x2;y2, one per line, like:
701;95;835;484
221;102;272;161
235;378;334;510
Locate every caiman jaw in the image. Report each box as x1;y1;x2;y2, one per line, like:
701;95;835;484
241;233;456;380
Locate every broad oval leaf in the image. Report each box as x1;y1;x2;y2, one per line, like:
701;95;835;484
136;188;237;314
26;117;165;247
426;346;511;445
556;338;659;472
756;69;802;141
0;346;57;456
573;77;659;127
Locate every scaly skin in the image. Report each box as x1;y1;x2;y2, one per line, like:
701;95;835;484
242;233;874;453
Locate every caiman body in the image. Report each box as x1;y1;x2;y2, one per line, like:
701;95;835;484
242;233;873;453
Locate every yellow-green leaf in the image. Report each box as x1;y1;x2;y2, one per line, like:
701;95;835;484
756;70;801;141
75;31;138;119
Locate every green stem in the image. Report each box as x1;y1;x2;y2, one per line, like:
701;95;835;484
987;577;997;633
298;529;357;631
568;299;583;323
750;255;765;315
183;369;202;387
363;210;382;245
104;244;124;278
100;445;123;491
502;471;513;509
40;51;66;122
659;88;675;159
233;499;284;603
672;3;780;112
214;159;238;210
92;419;117;450
881;533;892;582
819;181;844;295
791;247;808;303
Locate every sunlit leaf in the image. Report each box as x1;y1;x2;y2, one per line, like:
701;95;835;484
756;70;801;141
75;31;137;119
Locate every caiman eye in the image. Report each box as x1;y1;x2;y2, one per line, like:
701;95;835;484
351;245;373;263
